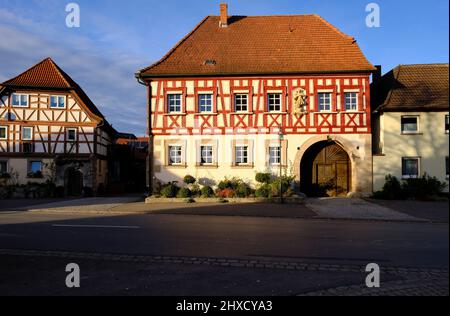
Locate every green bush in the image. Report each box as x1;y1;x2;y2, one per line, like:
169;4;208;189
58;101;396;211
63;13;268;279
373;174;447;200
255;184;271;198
201;186;214;198
190;183;201;197
217;177;241;190
160;183;180;198
183;175;196;185
255;173;272;184
177;187;192;198
235;182;252;198
270;175;295;197
402;174;447;200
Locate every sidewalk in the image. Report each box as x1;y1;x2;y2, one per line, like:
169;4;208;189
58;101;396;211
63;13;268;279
12;196;144;214
305;198;426;222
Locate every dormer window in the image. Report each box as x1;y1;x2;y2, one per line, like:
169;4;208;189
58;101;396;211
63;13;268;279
12;94;28;107
203;60;216;66
50;96;66;108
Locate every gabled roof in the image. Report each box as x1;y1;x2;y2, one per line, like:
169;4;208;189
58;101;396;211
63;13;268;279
372;64;449;112
2;58;105;119
139;15;375;77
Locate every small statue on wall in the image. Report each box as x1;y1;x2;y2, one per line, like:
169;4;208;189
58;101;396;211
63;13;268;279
292;88;308;115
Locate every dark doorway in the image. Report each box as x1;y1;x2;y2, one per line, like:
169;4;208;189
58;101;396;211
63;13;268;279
300;141;351;197
65;168;83;196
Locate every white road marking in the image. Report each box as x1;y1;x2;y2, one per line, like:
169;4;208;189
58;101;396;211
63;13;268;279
52;224;140;229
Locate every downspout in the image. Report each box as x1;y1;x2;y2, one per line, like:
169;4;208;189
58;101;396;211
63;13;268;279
136;73;153;196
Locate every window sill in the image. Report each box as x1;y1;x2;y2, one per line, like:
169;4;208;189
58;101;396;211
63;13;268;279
401;132;422;135
231;164;254;169
340;110;365;114
402;176;419;180
231;112;254;115
165;164;187;169
194;112;218;116
264;112;287;115
196;164;219;169
164;113;187;116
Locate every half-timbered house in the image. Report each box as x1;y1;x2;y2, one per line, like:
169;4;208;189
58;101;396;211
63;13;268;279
137;4;376;196
0;58;115;196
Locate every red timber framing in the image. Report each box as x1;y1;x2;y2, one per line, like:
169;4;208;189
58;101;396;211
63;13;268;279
147;74;372;136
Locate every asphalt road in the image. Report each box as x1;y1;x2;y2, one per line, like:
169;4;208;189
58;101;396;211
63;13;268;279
0;211;448;268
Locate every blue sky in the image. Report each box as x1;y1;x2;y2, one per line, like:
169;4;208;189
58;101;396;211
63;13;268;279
0;0;448;135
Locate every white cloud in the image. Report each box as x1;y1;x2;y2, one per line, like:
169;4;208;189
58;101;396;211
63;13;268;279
0;7;149;135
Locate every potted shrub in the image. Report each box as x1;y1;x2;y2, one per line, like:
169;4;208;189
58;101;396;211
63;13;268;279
177;187;192;198
255;172;272;185
183;175;196;185
160;182;180;198
201;186;214;198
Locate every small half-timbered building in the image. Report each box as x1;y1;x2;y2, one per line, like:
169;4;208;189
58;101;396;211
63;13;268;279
0;58;115;196
137;4;376;196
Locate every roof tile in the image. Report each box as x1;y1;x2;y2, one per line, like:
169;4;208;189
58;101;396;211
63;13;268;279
140;15;375;77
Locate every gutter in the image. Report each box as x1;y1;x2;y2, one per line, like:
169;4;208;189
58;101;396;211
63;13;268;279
137;69;377;79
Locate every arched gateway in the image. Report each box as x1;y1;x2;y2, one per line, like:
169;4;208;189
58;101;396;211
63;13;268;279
300;141;351;197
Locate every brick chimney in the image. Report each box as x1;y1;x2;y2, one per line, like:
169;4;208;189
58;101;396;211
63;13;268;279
373;65;382;83
219;3;228;28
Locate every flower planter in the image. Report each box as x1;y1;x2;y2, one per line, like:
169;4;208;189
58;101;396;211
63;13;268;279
145;196;304;204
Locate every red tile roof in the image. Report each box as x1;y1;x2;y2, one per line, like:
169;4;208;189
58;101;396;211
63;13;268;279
3;58;72;88
2;58;105;119
373;64;449;112
139;15;375;77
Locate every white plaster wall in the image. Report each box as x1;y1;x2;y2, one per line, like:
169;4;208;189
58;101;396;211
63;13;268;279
373;111;449;192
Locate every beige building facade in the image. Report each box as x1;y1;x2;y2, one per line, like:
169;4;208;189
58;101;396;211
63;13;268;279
372;64;449;192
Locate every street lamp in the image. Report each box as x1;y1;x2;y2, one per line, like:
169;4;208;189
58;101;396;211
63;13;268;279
278;130;284;204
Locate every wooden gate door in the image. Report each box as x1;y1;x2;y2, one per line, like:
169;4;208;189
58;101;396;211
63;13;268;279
313;144;350;197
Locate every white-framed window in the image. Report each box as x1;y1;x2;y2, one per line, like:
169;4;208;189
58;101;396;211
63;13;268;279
269;146;281;165
200;145;214;165
401;116;419;134
0;126;7;140
22;126;33;141
50;96;66;108
198;94;213;113
167;94;182;113
11;93;28;107
235;146;249;165
67;128;77;142
168;145;182;165
234;94;248;112
445;115;449;134
0;160;7;174
318;93;332;112
344;92;358;111
267;93;282;112
402;157;420;179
